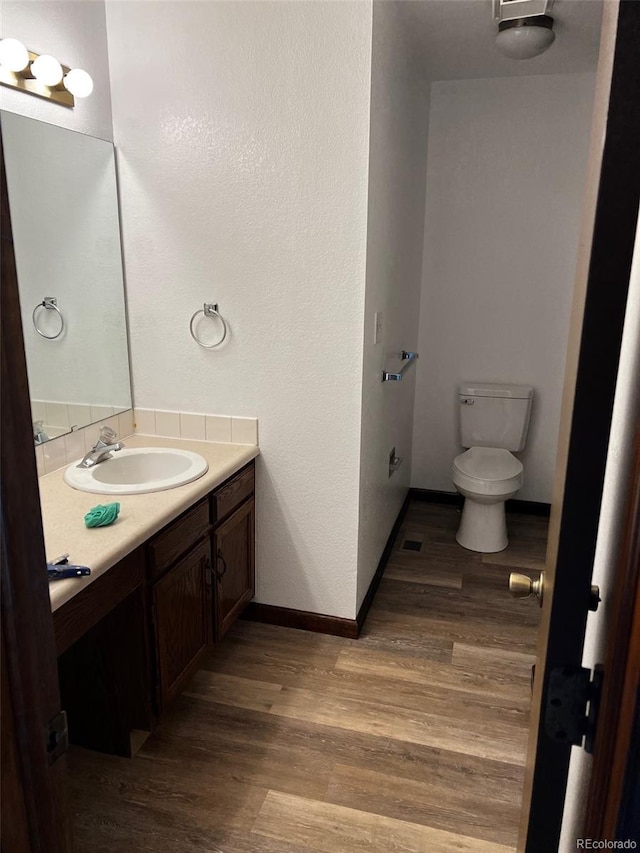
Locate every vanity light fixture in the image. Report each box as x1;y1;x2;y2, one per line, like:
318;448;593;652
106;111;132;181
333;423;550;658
0;38;93;107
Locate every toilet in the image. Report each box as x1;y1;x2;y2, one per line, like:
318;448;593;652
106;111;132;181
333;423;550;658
452;383;533;553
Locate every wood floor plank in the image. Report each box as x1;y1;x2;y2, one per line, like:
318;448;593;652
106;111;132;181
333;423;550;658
482;549;546;572
452;642;536;683
252;791;516;853
364;607;537;655
385;561;464;589
68;748;271;851
375;577;540;629
325;762;521;847
267;685;529;765
434;748;526;807
357;609;456;659
334;645;533;702
154;693;442;788
189;660;531;729
183;670;283;712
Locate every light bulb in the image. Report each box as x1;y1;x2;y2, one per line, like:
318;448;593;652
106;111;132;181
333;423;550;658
0;38;30;72
31;54;64;86
63;68;93;98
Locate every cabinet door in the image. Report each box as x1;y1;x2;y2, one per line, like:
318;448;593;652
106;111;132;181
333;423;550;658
213;497;255;641
153;538;212;708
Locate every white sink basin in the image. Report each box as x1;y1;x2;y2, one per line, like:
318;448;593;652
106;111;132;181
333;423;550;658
64;447;209;495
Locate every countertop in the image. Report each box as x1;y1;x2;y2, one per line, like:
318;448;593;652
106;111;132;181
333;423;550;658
40;434;259;613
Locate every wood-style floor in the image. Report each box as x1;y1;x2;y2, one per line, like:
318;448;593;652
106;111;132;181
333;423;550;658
68;501;546;853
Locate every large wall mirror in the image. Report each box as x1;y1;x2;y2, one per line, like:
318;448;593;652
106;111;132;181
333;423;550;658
1;111;131;444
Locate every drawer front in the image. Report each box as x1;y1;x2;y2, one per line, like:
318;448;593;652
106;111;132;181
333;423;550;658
213;462;255;524
148;499;211;580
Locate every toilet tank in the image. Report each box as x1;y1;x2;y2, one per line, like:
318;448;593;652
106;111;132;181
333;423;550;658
459;383;533;451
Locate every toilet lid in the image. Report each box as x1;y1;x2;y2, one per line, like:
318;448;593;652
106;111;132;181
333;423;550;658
454;447;523;482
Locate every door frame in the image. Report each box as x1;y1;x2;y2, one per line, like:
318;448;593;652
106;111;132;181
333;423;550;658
1;127;71;850
520;0;640;849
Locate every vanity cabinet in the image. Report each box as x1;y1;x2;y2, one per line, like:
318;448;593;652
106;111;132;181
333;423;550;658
55;459;256;752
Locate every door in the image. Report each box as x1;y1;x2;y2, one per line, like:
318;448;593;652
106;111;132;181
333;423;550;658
213;497;255;641
519;1;640;849
584;426;640;838
153;538;212;708
1;133;71;850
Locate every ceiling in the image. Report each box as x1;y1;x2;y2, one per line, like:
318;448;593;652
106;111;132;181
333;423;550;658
394;0;604;81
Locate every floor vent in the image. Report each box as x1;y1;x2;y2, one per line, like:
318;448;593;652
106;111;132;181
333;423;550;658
401;539;423;553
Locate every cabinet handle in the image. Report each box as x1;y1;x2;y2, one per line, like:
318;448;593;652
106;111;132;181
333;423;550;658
205;556;213;589
215;549;227;581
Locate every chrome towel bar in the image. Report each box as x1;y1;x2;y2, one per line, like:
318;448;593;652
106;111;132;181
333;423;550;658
382;351;419;382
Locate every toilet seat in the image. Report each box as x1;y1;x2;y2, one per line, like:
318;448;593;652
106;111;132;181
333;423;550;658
452;447;523;498
453;447;523;483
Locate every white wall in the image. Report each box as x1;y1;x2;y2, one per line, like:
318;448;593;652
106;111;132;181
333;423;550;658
559;204;640;851
411;73;596;503
106;1;373;619
0;0;113;141
356;2;430;610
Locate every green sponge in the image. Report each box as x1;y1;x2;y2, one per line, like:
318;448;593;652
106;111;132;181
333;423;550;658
84;502;120;528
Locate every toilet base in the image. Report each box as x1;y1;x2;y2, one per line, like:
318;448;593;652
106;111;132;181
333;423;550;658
456;497;509;553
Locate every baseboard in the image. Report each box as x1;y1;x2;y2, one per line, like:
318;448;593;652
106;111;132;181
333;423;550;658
356;490;412;634
505;498;551;516
410;488;462;506
242;602;358;639
244;491;412;641
410;487;550;517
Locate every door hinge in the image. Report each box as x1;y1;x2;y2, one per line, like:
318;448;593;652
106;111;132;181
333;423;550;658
544;665;603;754
46;709;69;764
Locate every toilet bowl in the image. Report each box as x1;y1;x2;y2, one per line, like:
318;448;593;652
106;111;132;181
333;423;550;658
452;447;523;553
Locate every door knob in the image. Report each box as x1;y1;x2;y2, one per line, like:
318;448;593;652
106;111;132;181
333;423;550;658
509;571;544;606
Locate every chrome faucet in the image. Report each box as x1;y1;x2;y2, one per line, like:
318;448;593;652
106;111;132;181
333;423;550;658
33;420;49;445
77;425;124;469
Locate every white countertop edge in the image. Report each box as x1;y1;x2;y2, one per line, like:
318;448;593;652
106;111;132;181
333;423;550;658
40;434;259;613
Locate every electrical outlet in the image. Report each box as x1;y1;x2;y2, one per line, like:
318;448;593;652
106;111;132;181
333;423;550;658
374;312;384;345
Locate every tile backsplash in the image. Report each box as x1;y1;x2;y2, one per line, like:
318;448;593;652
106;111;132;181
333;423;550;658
36;407;258;477
31;400;129;434
134;409;259;447
35;409;135;476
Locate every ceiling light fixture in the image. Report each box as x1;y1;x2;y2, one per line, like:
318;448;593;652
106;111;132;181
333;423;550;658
495;14;556;60
0;38;93;107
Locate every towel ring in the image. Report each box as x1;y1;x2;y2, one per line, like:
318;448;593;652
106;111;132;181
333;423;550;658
32;297;65;340
189;303;228;349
